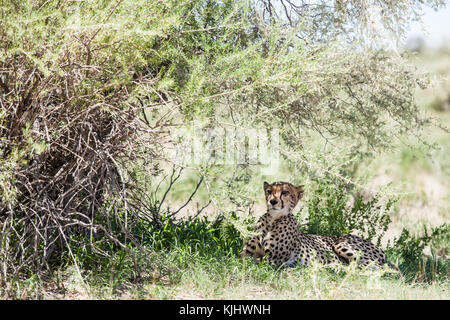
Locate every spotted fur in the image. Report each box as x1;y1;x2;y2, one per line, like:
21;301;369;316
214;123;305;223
241;181;388;268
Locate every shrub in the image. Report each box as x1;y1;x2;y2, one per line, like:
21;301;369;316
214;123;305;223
386;224;449;283
0;0;444;284
300;177;394;246
0;0;163;280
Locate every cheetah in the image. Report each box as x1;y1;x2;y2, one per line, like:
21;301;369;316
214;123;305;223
241;181;389;268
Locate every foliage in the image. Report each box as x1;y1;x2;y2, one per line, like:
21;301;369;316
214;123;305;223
255;0;446;45
0;0;446;285
301;177;394;246
143;214;243;257
386;224;450;283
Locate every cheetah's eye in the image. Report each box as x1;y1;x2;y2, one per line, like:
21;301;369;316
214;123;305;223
267;190;272;195
281;191;289;195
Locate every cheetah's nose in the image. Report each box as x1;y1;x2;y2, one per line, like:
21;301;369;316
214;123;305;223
270;199;278;205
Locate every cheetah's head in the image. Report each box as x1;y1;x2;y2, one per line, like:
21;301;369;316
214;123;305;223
263;181;304;214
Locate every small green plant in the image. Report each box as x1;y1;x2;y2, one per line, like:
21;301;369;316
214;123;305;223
144;214;243;257
301;178;394;246
386;224;449;283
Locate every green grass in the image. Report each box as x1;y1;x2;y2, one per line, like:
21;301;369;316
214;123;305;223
2;211;447;300
139;239;448;300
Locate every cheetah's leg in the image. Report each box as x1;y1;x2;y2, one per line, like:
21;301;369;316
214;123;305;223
332;236;386;268
241;236;265;260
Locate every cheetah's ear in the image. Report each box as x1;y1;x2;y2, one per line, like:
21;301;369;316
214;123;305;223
296;185;304;199
263;181;270;191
